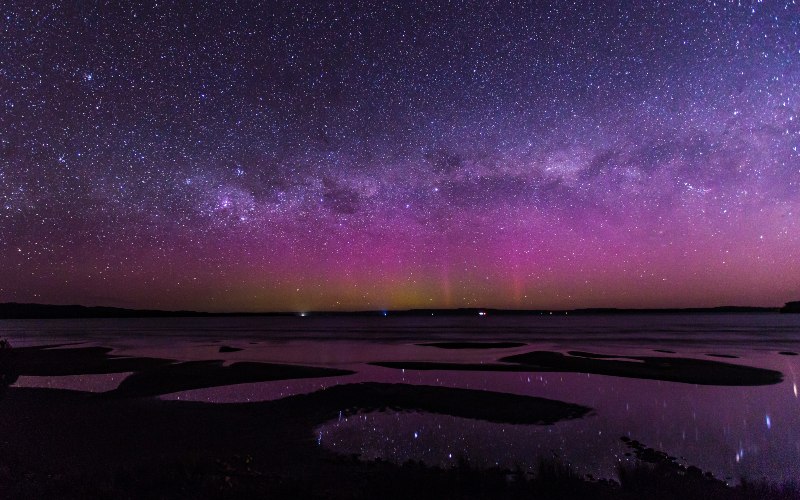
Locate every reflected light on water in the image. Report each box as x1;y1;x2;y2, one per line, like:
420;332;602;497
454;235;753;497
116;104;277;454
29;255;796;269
4;314;800;484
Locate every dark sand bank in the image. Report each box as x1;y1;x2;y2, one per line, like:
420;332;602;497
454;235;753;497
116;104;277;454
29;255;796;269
372;350;783;386
417;342;527;349
218;345;243;353
7;345;173;377
108;360;355;398
503;351;783;386
317;383;592;424
5;345;353;397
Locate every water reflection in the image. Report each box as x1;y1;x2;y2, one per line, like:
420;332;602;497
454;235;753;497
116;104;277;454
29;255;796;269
3;315;800;484
317;358;800;484
318;410;630;479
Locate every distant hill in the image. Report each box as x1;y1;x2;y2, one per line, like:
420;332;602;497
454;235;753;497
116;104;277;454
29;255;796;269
780;301;800;313
0;303;214;319
569;306;780;315
0;302;782;319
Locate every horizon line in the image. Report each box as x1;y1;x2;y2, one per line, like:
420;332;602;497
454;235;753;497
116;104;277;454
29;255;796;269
1;301;797;318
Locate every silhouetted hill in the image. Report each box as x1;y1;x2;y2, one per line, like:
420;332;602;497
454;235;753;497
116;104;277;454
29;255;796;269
0;303;213;319
780;301;800;313
569;306;779;315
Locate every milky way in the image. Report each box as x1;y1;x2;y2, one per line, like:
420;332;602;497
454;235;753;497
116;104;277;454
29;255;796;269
1;1;799;311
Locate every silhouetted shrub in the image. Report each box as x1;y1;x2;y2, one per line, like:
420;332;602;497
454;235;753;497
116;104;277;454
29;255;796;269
0;339;18;396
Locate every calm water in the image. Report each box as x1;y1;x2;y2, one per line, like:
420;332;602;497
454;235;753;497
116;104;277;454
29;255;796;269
3;314;800;483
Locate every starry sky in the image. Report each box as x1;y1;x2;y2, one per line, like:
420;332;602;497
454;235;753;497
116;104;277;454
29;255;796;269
1;1;799;312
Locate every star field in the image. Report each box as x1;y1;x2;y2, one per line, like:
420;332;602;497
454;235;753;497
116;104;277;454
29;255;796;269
1;1;799;311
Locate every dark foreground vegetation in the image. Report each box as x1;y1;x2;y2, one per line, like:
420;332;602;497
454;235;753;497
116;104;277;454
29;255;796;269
2;449;798;500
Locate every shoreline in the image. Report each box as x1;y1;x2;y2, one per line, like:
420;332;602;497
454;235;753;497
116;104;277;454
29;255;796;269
0;302;790;319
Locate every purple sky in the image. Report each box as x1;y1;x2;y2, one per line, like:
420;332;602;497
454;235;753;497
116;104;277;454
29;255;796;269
1;1;799;311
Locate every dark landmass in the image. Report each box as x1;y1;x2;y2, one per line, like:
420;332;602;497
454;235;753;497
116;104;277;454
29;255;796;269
325;383;592;425
654;349;676;353
5;343;585;421
499;350;783;386
372;350;783;386
0;302;217;319
109;360;354;398
706;353;739;359
6;345;173;378
779;351;798;356
566;306;780;315
565;351;628;359
113;379;591;425
417;341;527;349
0;302;784;319
372;361;527;372
218;345;243;353
3;343;582;422
781;301;800;313
2;344;352;398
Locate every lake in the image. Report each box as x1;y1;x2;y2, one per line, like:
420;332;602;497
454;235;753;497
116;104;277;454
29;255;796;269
3;313;799;484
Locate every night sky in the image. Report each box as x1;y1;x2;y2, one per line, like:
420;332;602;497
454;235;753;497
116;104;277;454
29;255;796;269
1;1;799;311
